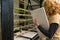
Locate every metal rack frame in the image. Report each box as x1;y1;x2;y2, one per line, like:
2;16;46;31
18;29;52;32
0;0;2;40
2;0;13;40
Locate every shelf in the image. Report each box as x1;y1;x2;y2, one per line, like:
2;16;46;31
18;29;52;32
14;27;20;31
14;11;31;15
19;0;31;5
14;24;35;31
14;7;30;12
19;16;32;19
14;24;34;28
21;24;34;28
14;19;32;22
28;27;36;31
14;0;31;5
14;13;32;16
32;0;39;4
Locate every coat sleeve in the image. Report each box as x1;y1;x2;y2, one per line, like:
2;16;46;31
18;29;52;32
38;23;59;38
37;14;60;39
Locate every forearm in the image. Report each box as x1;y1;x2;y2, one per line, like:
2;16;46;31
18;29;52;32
38;25;49;37
37;23;59;38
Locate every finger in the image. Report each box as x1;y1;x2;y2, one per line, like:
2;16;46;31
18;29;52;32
32;18;35;23
35;19;37;23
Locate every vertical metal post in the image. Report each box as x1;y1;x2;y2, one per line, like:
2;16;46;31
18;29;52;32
26;0;33;10
28;0;33;10
2;0;13;40
0;0;2;40
19;0;24;32
39;0;44;7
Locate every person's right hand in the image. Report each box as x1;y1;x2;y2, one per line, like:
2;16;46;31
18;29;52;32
32;18;40;26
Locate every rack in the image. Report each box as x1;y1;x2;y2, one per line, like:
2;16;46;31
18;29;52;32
14;0;35;32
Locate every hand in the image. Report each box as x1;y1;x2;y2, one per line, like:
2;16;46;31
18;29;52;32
32;18;40;26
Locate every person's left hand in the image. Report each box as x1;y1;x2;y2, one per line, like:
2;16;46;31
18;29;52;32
32;18;40;26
